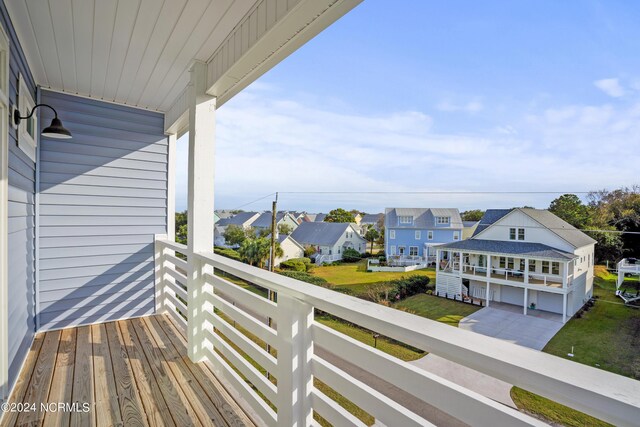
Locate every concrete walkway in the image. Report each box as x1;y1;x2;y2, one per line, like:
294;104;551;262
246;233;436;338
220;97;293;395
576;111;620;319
411;304;566;409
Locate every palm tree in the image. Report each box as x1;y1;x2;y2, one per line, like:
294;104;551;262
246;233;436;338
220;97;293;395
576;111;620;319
238;237;283;268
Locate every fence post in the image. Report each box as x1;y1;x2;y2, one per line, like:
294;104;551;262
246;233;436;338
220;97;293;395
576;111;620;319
276;294;314;426
155;234;167;313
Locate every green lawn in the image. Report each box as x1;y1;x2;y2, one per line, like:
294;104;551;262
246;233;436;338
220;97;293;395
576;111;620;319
511;387;613;427
542;265;640;380
311;260;435;297
393;293;481;327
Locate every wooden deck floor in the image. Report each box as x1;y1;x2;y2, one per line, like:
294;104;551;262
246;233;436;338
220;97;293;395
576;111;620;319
0;315;256;427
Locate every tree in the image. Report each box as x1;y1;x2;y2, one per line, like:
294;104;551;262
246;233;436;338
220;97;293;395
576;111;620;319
364;225;380;254
549;194;590;229
324;208;356;223
461;209;484;222
278;223;293;235
175;211;188;245
237;237;283;268
376;226;385;249
223;225;247;246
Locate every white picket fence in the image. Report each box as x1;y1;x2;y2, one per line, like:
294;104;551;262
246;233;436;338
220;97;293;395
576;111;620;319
155;237;640;427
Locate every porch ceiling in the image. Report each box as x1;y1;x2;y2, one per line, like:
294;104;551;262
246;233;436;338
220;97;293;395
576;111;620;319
6;0;258;112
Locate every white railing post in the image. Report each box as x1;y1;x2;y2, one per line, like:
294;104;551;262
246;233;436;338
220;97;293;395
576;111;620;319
186;60;216;362
276;294;314;427
155;234;168;313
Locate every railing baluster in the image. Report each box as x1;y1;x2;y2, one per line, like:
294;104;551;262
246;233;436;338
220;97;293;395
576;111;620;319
276;293;314;427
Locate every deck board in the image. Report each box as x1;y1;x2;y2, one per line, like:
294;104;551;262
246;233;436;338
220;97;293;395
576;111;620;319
0;315;256;427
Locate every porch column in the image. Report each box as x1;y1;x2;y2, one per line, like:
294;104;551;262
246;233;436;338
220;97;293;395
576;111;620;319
486;282;491;307
523;288;528;315
435;249;440;273
187;61;216;362
562;292;568;323
563;262;569;288
459;251;464;274
524;258;529;284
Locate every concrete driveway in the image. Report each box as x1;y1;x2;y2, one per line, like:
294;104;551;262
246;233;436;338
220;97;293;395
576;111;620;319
458;304;564;351
411;304;566;408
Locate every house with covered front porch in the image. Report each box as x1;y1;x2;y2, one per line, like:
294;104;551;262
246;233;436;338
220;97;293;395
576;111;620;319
435;208;596;322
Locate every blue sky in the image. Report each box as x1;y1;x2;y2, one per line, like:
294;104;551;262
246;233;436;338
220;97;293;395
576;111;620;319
176;0;640;213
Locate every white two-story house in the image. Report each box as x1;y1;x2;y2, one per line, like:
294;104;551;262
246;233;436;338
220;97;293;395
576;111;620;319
435;208;596;322
291;222;366;264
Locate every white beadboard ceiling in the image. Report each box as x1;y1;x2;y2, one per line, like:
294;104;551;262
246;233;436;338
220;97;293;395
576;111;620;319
6;0;259;112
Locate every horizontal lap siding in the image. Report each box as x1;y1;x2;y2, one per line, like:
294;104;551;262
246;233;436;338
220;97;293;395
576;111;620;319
2;0;37;401
38;90;167;331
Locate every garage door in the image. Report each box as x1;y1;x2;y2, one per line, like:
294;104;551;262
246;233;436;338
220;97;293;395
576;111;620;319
537;292;563;314
501;286;524;305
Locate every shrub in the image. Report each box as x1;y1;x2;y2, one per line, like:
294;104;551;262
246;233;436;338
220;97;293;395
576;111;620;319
278;270;330;287
304;246;317;257
342;248;361;263
389;275;431;300
280;257;312;272
213;247;243;262
378;254;386;262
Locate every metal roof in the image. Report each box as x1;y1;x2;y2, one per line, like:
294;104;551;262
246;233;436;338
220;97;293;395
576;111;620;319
290;222;361;246
385;208;463;229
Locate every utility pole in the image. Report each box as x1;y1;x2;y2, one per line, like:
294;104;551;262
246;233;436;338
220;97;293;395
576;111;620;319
266;193;278;380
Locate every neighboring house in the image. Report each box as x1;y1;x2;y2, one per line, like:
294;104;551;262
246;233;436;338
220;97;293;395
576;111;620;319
308;213;327;222
462;221;479;239
250;211;299;234
215;210;236;220
291;222;367;264
214;212;221;224
353;213;363;225
435;208;596;322
214;226;226;247
290;211;309;224
216;211;260;232
384;208;464;266
274;235;305;267
359;213;384;236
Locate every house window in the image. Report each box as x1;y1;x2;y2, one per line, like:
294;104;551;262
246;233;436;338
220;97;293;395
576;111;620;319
499;257;506;268
390;246;396;255
415;230;421;240
529;260;536;272
507;258;514;270
518;228;525;240
409;246;418;256
436;216;451;225
398;216;413;224
509;228;516;240
552;262;560;275
427;231;433;240
542;261;550;274
398;246;406;256
519;259;525;271
453;231;460;240
17;74;37;162
389;230;395;239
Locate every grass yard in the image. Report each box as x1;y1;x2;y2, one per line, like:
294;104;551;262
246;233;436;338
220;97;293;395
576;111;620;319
393;293;481;327
542;265;640;380
311;260;435;297
511;387;613;427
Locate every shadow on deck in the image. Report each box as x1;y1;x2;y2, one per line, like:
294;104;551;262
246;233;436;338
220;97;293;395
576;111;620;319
0;314;256;427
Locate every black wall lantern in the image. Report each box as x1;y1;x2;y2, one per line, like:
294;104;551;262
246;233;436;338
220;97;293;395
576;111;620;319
13;104;72;139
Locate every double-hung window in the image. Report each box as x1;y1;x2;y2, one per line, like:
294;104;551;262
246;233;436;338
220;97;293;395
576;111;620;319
427;231;433;240
409;246;418;257
415;230;421;240
389;230;395;239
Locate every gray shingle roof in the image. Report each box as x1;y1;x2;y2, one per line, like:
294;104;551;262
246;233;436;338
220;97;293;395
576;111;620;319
520;208;597;248
216;211;259;227
360;213;384;224
290;222;355;246
473;209;511;236
438;239;576;260
385;208;463;229
251;212;288;228
313;213;327;222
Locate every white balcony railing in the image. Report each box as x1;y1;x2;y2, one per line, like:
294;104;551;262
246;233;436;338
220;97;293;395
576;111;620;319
460;265;566;288
155;237;639;427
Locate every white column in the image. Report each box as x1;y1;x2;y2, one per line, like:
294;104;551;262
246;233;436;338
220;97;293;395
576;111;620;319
563;262;569;288
486;282;491;307
486;255;491;279
459;251;464;274
523;288;528;315
524;258;529;284
562;292;568;323
166;133;177;241
435;249;440;273
277;294;314;426
187;61;216;362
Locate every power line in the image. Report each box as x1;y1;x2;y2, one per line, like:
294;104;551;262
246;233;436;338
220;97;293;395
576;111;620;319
229;192;276;211
278;190;597;195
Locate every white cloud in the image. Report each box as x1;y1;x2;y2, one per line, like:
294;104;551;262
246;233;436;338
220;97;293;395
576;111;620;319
174;85;639;213
436;99;484;113
594;78;625;97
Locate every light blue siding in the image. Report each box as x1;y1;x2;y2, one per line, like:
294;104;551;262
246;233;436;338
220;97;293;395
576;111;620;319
386;228;461;257
1;0;37;401
37;90;167;330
